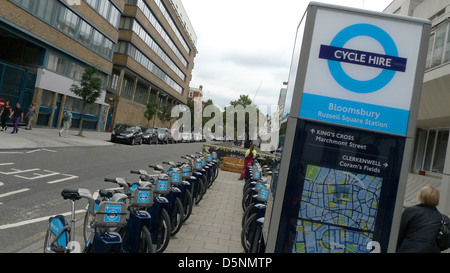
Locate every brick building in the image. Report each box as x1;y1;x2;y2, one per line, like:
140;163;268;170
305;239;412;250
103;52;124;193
0;0;197;131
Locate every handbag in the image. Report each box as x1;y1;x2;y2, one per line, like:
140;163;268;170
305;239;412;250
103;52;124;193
436;213;450;251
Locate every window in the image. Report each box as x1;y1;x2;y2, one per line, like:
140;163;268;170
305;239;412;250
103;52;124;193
109;71;120;91
414;128;449;174
432;26;447;67
121;77;133;99
36;0;56;23
41;90;54;107
47;53;68;74
91;29;104;54
134;83;148;104
56;6;79;38
70;63;85;81
79;21;93;46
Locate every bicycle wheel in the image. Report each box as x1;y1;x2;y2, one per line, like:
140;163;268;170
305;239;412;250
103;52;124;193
83;209;95;245
43;216;69;253
155;208;171;253
194;176;205;204
241;213;258;253
182;189;193;222
242;203;256;227
138;225;153;253
170;197;184;236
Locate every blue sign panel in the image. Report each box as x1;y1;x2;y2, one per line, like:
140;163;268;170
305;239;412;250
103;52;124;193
300;23;412;135
299;93;410;135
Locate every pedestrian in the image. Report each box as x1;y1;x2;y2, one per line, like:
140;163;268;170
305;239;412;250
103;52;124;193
239;144;257;180
0;100;11;131
25;103;37;130
397;185;450;253
9;102;23;134
59;108;72;138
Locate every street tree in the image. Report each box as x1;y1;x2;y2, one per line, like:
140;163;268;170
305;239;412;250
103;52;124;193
144;95;158;127
69;66;102;137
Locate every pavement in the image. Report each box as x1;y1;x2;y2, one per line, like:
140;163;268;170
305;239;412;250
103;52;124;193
0;125;113;150
2;125;447;253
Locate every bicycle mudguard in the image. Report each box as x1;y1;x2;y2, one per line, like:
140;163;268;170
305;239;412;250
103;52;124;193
49;215;69;248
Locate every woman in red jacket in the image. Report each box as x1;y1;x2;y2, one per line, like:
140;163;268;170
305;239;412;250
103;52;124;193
239;145;257;180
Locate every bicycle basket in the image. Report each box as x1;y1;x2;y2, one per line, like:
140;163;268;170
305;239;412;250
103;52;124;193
212;152;217;159
154;174;171;194
131;187;153;208
257;187;269;202
194;159;202;171
94;201;127;228
181;166;191;178
170;169;182;186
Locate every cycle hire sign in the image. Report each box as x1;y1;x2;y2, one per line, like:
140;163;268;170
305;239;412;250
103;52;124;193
299;7;424;136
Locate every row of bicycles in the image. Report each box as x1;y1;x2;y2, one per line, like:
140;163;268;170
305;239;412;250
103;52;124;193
43;150;220;253
240;161;273;253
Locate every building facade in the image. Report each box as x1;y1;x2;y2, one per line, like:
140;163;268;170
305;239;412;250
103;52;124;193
0;0;196;132
106;0;197;130
384;0;450;212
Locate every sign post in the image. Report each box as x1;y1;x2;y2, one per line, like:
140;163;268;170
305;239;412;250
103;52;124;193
264;2;430;253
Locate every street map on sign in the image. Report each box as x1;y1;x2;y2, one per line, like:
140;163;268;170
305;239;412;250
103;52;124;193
293;165;383;253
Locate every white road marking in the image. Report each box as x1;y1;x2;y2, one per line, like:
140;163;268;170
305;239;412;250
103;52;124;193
0;209;86;230
46;174;79;184
0;188;30;198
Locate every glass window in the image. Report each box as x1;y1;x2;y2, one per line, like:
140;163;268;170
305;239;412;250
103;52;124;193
102;39;114;59
46;52;68;75
56;6;80;38
444;27;450;64
98;0;110;19
432;26;446;67
91;29;104;54
109;71;120;91
108;6;120;27
432;130;449;173
69;63;85;81
121;77;133;99
78;21;93;46
426;34;434;70
413;129;427;172
36;0;56;23
41;90;54;107
423;130;437;172
134;83;148;104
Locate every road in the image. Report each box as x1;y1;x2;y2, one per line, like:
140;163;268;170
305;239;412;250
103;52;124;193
0;141;206;253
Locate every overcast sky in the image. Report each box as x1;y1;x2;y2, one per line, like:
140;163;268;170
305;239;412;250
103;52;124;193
182;0;394;111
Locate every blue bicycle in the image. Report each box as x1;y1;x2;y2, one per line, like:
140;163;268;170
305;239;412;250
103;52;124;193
44;188;127;253
102;177;154;253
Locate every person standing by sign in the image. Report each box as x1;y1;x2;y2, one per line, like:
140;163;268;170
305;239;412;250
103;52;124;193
397;186;450;253
25;103;37;130
59;108;72;138
9;102;23;134
0;100;11;131
239;144;257;180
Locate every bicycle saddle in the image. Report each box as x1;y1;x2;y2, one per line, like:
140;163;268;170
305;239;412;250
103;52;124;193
99;189;119;199
61;189;81;200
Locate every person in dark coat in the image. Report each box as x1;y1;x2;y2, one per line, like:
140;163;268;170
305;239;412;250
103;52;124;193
397;185;450;253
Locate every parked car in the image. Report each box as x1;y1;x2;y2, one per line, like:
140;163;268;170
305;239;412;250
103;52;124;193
142;127;158;144
111;124;143;145
169;129;180;143
181;132;192;143
156;127;169;144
